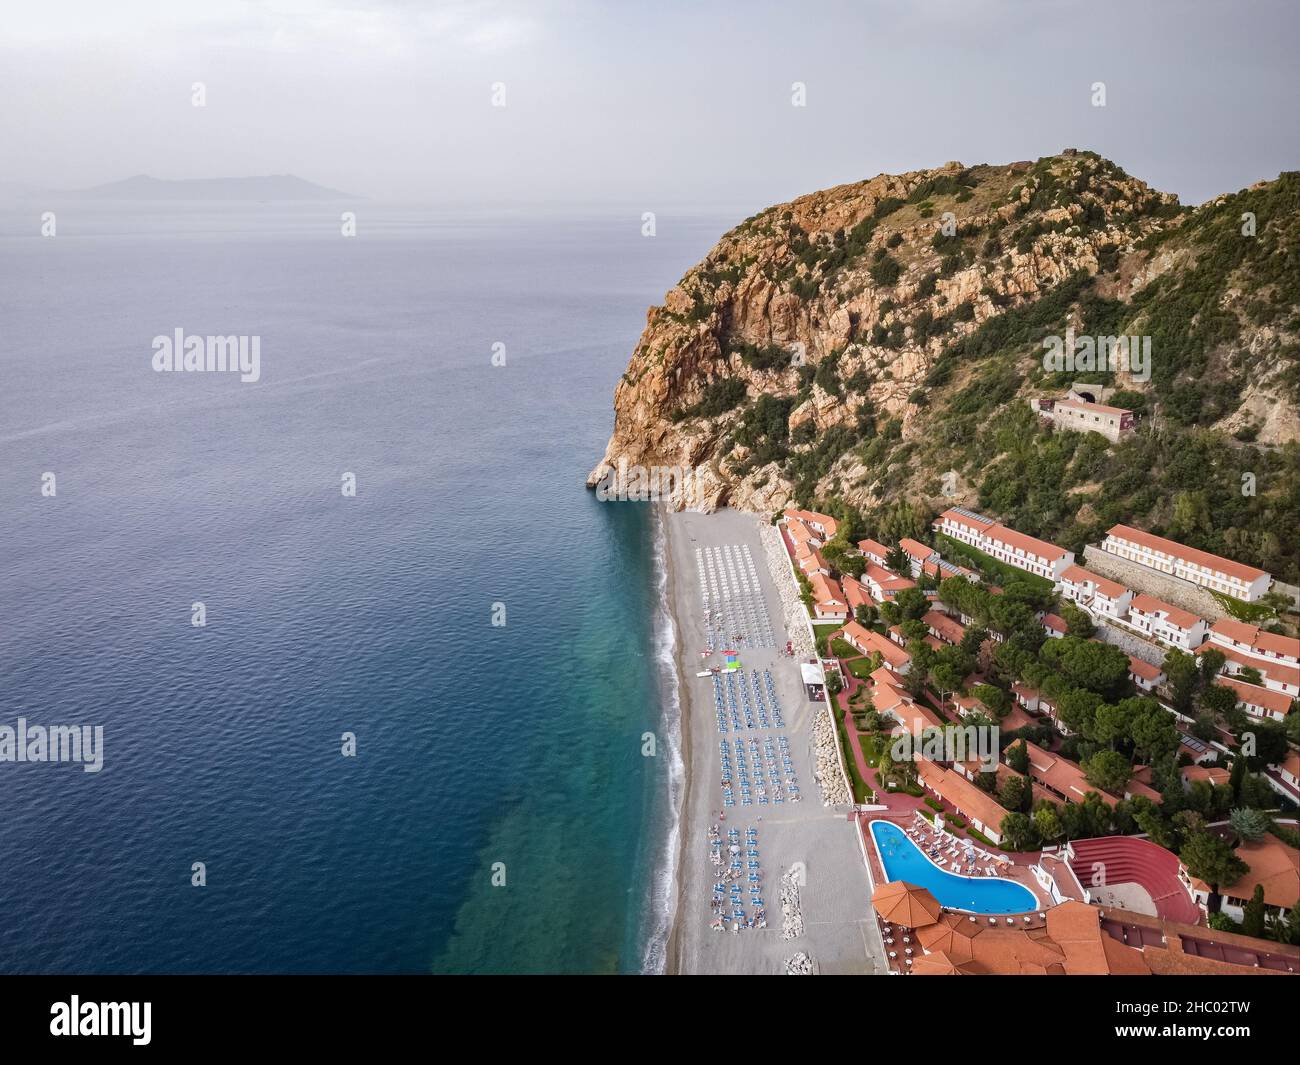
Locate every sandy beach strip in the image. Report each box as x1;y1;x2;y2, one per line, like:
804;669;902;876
660;506;884;975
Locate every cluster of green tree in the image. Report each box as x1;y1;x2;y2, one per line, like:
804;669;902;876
964;406;1300;582
726;394;796;472
1164;647;1299;749
726;337;793;371
868;249;902;287
906;169;978;204
937;575;1052;650
785;424;861;502
1136;170;1300;404
670;376;747;422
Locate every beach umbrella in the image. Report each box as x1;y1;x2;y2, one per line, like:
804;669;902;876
871;881;942;929
911;950;979;976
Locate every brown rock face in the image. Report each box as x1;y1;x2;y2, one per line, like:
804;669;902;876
588;152;1298;518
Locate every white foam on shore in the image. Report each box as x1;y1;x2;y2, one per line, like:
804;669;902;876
640;505;686;974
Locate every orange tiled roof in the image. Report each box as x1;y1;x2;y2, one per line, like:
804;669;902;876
922;609;966;644
808;572;846;609
1220;838;1300;910
1107;524;1268;583
1060;563;1128;600
1217;677;1295;717
985;523;1070;563
784;509;839;537
1210;618;1300;661
858;538;889;558
1130;593;1203;632
1128;656;1164;681
1197;642;1300;689
1022;741;1119;807
899;537;935;562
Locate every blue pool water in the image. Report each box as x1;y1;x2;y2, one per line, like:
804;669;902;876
869;821;1038;915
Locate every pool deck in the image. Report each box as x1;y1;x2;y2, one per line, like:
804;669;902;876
861;813;1047;903
869;819;1041;908
859;812;1055;973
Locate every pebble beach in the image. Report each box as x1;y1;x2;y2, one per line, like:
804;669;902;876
661;507;884;975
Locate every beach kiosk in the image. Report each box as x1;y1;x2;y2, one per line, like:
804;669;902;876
800;661;826;702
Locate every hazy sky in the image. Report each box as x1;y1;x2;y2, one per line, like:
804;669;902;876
2;0;1297;210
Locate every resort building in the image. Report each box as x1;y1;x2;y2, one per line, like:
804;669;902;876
1180;765;1230;791
1177;733;1219;767
842;622;912;673
898;537;936;577
916;761;1011;844
841;575;874;614
1197;640;1300;698
922;609;966;647
1215;676;1296;724
857;538;890;568
794;541;829;576
1019;741;1117;807
1124;773;1166;805
1279;751;1300;794
889;701;947;739
1036;693;1064;731
1033;396;1136;443
932;507;1075;581
1099;524;1273;602
1012;683;1040;713
925;557;981;584
808;573;849;621
1267;754;1300;807
1126;594;1208;651
1127;656;1166;693
905;897;1299;975
1041;613;1068;639
1180;837;1300;925
783;508;839;542
950;694;989;720
1057;564;1134;620
1206;618;1300;669
868;670;920;723
861;561;916;602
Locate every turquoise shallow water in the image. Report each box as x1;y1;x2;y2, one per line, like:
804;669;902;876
869;821;1038;914
0;204;725;973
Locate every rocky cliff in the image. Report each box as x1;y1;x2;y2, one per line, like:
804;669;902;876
589;151;1300;582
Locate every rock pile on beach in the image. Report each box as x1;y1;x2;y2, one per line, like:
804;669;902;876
779;868;804;940
759;523;814;659
784;952;814;975
811;706;851;806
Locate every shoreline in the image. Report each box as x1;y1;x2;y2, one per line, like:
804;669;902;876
660;503;692;975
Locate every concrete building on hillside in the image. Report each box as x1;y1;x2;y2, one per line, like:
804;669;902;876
1100;524;1272;602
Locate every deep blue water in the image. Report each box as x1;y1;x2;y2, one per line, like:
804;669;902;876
0;203;724;973
869;821;1038;914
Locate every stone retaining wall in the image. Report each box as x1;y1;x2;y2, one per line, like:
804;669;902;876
1081;544;1229;622
1093;619;1167;668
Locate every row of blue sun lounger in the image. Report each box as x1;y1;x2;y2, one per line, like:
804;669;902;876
719;735;800;806
710;826;765;929
712;669;786;734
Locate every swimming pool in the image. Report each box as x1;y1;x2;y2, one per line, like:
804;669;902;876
869;820;1039;915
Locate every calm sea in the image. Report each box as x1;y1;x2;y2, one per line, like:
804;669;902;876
0;202;725;974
